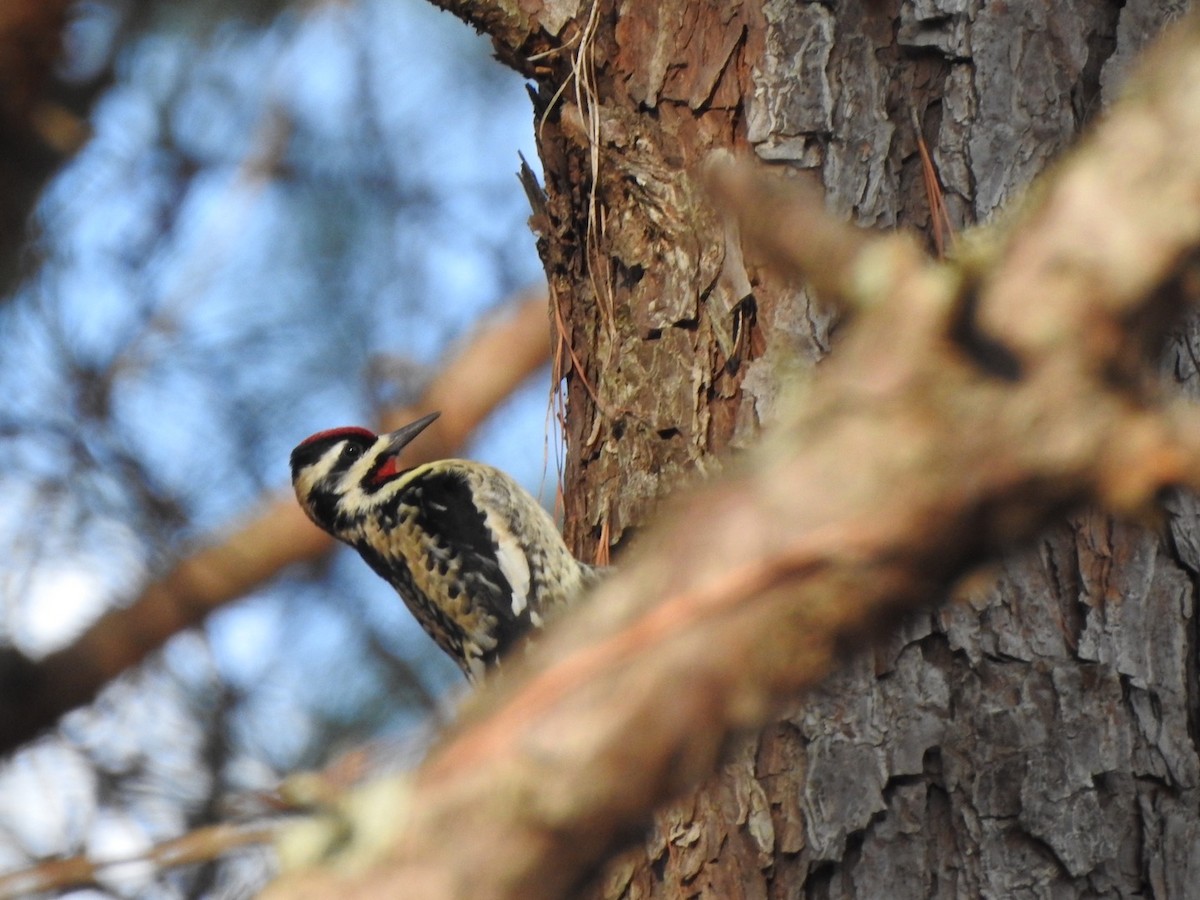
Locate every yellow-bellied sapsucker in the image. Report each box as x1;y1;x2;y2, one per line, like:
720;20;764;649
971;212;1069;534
289;411;599;681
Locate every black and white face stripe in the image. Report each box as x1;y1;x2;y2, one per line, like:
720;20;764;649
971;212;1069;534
290;413;441;535
289;427;376;477
290;427;390;532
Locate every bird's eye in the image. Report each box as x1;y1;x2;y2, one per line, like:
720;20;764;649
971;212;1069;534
342;444;362;462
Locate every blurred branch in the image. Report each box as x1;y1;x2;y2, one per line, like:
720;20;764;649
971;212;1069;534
0;731;430;897
0;289;552;754
0;819;278;899
252;15;1200;899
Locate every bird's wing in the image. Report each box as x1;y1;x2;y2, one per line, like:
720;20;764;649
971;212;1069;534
398;467;534;663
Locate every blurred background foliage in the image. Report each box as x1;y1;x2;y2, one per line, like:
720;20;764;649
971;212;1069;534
0;0;546;894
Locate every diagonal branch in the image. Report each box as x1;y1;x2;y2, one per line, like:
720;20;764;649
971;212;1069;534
260;13;1200;900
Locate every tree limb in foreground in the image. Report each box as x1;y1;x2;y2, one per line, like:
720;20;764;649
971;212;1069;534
261;15;1200;900
0;289;552;753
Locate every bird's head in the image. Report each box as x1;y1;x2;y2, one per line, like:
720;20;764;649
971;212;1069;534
289;411;440;534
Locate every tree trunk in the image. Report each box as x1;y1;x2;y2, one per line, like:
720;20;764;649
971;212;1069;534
438;0;1200;895
523;3;1200;897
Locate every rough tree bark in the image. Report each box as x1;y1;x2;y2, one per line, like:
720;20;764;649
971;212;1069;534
430;0;1200;896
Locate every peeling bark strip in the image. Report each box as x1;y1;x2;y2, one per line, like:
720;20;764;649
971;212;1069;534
265;14;1200;900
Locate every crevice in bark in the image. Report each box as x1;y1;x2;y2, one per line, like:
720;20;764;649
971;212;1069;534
616;260;645;288
1043;528;1087;655
1188;571;1200;760
804;859;837;898
1006;827;1075;883
1157;497;1200;759
1074;1;1124;125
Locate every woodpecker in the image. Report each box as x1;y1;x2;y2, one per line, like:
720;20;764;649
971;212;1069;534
289;411;598;681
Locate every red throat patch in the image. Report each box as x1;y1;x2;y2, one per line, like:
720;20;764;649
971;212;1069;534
373;456;400;484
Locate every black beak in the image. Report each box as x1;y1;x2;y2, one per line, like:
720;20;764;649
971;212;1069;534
383;411;440;456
